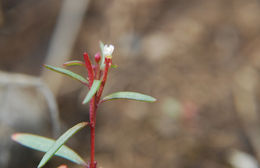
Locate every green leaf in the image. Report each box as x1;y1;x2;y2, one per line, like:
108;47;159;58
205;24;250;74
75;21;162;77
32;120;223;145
63;60;85;67
99;41;105;70
82;80;101;104
102;91;156;102
44;64;88;85
111;64;118;68
11;133;86;166
37;122;88;168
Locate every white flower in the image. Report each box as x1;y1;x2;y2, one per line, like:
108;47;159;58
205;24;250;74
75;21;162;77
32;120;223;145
103;44;114;58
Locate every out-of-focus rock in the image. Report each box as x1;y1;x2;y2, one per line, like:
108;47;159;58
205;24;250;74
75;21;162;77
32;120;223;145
0;71;59;167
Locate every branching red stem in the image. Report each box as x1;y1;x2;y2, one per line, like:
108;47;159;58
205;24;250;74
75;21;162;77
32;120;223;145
86;54;111;168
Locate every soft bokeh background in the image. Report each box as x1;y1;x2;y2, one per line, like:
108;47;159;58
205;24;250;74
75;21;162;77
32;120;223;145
1;0;260;168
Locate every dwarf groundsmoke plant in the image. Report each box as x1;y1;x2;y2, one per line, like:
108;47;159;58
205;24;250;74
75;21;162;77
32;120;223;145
11;42;156;168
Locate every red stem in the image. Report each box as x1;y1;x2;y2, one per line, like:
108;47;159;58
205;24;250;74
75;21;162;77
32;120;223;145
90;124;96;168
87;54;111;168
89;95;96;168
84;52;96;168
95;63;100;80
96;59;110;103
83;52;94;87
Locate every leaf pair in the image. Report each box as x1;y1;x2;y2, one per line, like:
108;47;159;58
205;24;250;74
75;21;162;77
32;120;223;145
81;81;157;104
12;122;88;168
81;82;157;104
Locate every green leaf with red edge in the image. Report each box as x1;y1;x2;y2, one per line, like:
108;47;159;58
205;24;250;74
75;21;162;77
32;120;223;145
63;60;84;67
82;80;101;104
44;64;88;85
37;122;88;168
99;41;106;70
102;91;156;103
11;133;86;166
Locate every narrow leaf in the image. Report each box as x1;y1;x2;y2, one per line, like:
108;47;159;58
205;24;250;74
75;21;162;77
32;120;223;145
102;91;156;102
99;41;105;70
44;65;88;85
12;133;86;165
82;80;101;104
63;60;84;67
37;122;88;168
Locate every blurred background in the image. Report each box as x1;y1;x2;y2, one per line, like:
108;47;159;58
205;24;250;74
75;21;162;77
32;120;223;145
1;0;260;167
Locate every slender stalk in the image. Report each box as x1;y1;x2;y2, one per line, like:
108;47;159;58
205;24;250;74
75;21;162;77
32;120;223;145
89;95;96;168
90;125;95;168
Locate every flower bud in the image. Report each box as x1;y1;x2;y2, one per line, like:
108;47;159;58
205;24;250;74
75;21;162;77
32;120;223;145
94;52;101;63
